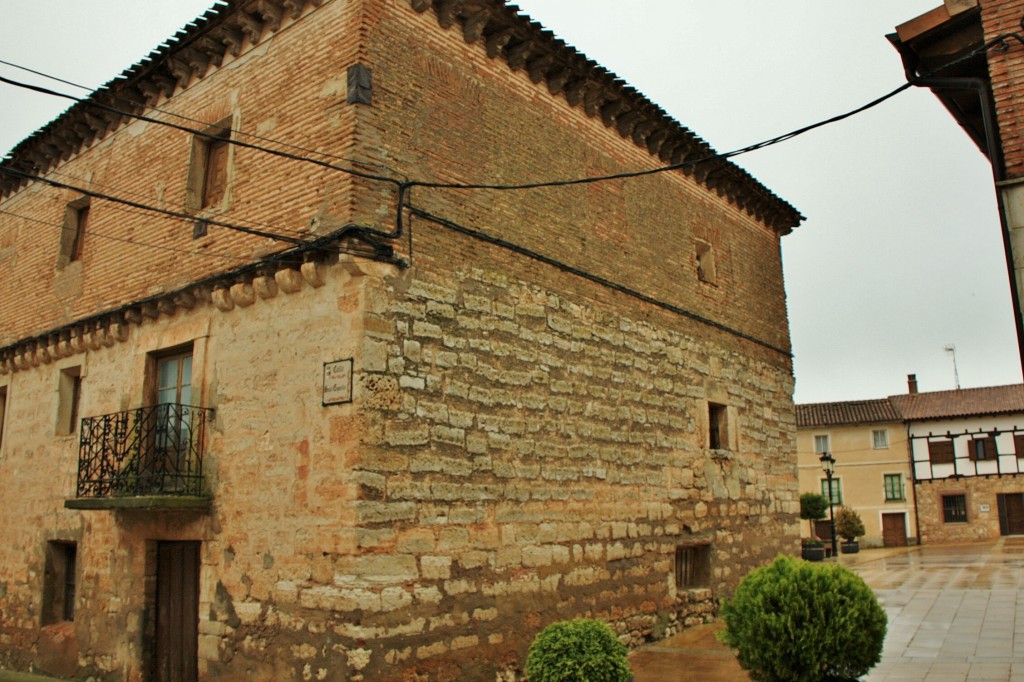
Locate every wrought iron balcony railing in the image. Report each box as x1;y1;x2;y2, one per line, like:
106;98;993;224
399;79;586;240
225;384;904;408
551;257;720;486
75;403;213;499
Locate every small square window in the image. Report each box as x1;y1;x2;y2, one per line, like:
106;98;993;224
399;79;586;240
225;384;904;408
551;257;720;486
814;434;830;454
695;240;717;284
675;545;711;589
43;541;77;624
872;429;889;449
708;402;728;450
942;494;967;523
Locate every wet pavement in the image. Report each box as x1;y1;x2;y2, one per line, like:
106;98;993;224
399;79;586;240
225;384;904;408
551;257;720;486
629;539;1024;681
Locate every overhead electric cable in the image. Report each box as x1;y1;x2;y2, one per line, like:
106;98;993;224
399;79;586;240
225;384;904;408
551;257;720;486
0;58;401;179
0;208;249;262
0;74;402;187
46;167;314;240
0;166;309;246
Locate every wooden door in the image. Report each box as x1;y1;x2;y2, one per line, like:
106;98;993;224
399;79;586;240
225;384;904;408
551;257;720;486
156;541;199;682
881;513;908;547
997;493;1024;535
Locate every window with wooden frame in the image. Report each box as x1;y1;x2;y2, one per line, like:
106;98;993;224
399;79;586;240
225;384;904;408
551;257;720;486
942;494;968;523
928;440;955;465
42;541;77;624
57;198;89;268
967;436;997;462
186;117;232;211
883;473;904;501
675;545;711;589
872;429;889;449
814;434;830;454
821;478;843;506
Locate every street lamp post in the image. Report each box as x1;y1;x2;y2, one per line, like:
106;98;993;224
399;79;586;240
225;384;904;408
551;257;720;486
819;452;838;558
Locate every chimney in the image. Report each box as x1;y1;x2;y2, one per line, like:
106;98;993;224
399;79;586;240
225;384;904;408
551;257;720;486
907;373;918;394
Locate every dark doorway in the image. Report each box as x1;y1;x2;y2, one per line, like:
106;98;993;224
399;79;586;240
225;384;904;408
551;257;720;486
881;513;908;547
155;541;199;682
997;493;1024;536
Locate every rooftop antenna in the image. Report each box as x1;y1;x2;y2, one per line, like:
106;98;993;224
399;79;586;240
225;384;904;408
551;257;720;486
944;344;961;390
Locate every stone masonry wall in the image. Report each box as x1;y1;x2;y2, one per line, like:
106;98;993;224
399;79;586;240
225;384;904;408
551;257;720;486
916;475;1024;544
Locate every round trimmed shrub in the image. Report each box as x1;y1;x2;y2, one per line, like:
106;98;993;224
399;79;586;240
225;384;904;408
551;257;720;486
719;555;886;682
525;618;632;682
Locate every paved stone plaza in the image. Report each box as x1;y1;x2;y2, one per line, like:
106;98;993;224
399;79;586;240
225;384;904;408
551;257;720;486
632;539;1024;681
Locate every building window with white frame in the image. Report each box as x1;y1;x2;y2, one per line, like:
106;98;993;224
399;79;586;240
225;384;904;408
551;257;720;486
872;429;889;449
814;434;830;454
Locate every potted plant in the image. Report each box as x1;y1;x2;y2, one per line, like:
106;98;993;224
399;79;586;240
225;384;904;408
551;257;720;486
800;492;829;561
719;555;887;682
835;507;865;554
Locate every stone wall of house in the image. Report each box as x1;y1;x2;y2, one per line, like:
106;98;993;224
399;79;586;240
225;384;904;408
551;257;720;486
915;475;1024;544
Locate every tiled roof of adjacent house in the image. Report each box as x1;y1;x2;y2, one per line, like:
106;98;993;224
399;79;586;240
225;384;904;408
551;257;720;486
796;399;902;428
888;384;1024;422
0;0;803;233
797;384;1024;427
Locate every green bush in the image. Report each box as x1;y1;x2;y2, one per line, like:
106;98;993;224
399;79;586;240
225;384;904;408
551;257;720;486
525;618;633;682
719;555;886;682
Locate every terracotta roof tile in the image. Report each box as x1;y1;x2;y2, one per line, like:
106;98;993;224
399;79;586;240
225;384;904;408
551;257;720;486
888;383;1024;421
796;399;901;428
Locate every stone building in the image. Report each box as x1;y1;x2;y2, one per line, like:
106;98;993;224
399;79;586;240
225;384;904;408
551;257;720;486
0;1;802;680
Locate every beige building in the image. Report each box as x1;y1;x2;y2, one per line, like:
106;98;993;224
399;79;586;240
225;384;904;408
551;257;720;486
797;399;916;548
0;1;803;680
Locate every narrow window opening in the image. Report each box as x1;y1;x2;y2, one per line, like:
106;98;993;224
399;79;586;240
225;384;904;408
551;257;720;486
186;117;233;212
42;541;77;624
0;385;6;451
708;402;728;450
695;240;716;284
58;198;90;268
56;366;82;436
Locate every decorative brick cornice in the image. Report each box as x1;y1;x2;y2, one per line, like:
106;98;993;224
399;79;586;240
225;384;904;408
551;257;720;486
411;0;804;235
1;0;803;234
0;232;390;376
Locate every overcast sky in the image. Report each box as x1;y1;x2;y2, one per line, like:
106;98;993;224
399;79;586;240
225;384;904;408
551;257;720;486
2;1;1021;404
